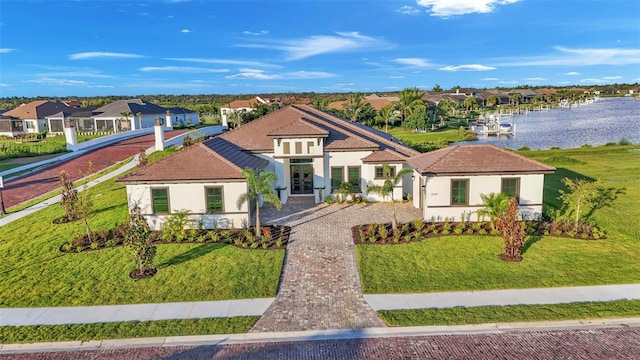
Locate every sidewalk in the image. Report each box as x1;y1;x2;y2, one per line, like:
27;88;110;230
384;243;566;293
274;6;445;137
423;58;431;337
365;283;640;310
1;284;638;326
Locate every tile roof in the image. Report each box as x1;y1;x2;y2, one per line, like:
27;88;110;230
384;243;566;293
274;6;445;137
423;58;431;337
407;144;555;176
222;99;259;109
118;137;268;183
362;149;407;163
93;99;167;118
4;101;73;119
267;118;329;138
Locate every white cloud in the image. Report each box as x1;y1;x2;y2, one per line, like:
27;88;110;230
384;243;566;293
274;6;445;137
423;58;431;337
70;52;143;60
396;5;421;15
395;58;432;67
482;77;499;81
181;29;191;33
602;76;621;80
243;30;269;36
498;80;518;84
226;69;281;80
439;64;496;71
225;69;336;80
165;57;281;68
0;48;17;53
241;32;393;61
139;66;229;73
557;81;572;85
87;85;115;88
0;83;9;87
389;76;405;79
498;47;640;67
580;78;607;83
37;71;113;78
24;77;89;86
416;0;520;17
525;77;546;81
565;71;581;76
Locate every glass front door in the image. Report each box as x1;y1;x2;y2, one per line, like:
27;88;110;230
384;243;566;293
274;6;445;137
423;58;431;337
290;164;313;195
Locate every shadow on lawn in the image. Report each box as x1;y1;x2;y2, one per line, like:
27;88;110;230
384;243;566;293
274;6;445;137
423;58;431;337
157;243;226;269
521;235;542;255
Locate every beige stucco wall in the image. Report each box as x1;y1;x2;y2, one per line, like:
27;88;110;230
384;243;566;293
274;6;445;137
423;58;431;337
126;181;249;231
422;173;546;221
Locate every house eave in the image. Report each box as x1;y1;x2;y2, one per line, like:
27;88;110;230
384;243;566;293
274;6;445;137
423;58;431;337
420;170;555;177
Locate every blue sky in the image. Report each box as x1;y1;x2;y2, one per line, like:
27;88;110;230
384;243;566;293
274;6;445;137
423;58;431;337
1;0;639;97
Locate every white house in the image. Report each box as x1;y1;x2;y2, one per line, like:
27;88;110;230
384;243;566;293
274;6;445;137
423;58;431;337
167;107;200;127
219;97;266;127
407;144;555;222
91;99;177;132
118;105;555;230
2;100;73;135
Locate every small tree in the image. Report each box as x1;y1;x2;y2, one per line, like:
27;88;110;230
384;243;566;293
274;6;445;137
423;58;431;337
236;168;282;240
338;181;354;202
556;178;623;229
125;203;156;278
59;170;78;221
366;163;413;232
74;162;95;241
477;192;510;230
138;148;148;167
497;198;526;262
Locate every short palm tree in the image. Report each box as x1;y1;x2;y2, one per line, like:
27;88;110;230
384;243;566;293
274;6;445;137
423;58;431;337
394;87;423;122
236;168;282;239
477;192;511;230
375;104;399;133
366;163;413;232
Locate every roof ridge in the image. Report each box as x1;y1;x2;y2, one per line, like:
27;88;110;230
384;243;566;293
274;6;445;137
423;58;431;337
200;138;245;173
481;143;555;170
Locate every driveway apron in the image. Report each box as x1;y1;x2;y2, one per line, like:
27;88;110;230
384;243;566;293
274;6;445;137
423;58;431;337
250;198;422;332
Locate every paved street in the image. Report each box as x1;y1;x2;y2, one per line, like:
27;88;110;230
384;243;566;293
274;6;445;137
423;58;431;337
2;326;638;359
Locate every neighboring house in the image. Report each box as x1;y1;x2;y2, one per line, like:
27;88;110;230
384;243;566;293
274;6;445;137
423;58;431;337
118;105;421;230
328;94;399;112
118;106;555;230
91;99;171;132
219;98;263;127
0;113;23;138
45;107;96;134
167;107;200;127
407;144;555;222
2;100;73;135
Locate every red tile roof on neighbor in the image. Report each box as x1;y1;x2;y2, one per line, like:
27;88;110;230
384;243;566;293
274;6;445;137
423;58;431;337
117;137;268;183
222;98;260;109
407;144;555;176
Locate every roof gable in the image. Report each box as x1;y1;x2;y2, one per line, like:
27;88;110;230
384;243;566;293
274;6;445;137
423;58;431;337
407;144;555;175
93;99;167;118
4;101;73;119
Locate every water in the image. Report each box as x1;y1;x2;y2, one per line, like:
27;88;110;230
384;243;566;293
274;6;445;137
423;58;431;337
456;97;640;150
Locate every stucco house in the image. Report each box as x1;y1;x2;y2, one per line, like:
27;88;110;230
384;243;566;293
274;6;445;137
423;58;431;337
219;98;263;127
91;99;199;132
117;105;554;230
2;100;73;136
407;144;555;222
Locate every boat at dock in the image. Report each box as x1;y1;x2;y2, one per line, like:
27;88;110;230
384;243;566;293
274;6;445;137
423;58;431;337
471;114;515;136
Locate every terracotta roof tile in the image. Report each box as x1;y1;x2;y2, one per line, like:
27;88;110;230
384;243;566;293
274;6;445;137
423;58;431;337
407;144;555;175
117;137;267;183
267;118;329;138
362;149;407;163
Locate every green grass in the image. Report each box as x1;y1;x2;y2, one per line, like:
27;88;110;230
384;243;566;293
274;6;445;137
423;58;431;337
0;147;284;307
0;317;258;344
388;126;470;144
357;145;640;294
0;134;102;161
379;300;640;326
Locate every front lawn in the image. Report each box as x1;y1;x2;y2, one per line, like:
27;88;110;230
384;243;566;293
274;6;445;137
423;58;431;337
357;145;640;294
0;151;284;307
379;300;640;327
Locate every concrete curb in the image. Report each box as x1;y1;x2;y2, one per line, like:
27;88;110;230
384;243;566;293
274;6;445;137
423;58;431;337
2;317;639;354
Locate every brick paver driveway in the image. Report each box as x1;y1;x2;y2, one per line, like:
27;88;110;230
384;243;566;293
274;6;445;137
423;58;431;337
1;131;185;209
3;327;637;359
250;198;422;332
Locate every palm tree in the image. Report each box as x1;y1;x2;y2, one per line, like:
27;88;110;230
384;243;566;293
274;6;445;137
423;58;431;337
486;95;500;108
463;96;478;112
228;110;245;129
394;87;423;122
432;84;443;92
236;168;282;240
312;97;329;110
366;163;413;232
509;93;522;106
120;111;132;131
375;104;399;133
477;192;511;230
343;93;365;121
136;112;143;130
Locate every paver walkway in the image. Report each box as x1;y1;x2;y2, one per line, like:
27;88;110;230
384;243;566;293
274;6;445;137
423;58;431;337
1;131;185;209
249;198;423;332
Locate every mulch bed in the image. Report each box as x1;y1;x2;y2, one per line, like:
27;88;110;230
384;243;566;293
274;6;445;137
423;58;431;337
352;220;605;245
60;225;291;253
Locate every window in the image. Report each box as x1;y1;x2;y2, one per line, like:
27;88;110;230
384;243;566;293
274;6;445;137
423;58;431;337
283;142;290;154
295;142;302;154
205;187;223;212
375;166;396;179
331;167;344;192
501;178;520;201
151;188;170;213
25;121;35;129
307;141;314;153
348;166;360;191
451;179;469;206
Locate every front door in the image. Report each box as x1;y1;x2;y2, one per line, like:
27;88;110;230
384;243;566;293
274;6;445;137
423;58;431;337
290;164;313;195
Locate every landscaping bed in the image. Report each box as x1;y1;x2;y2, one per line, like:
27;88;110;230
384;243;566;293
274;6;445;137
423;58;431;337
352;219;605;245
60;225;292;253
